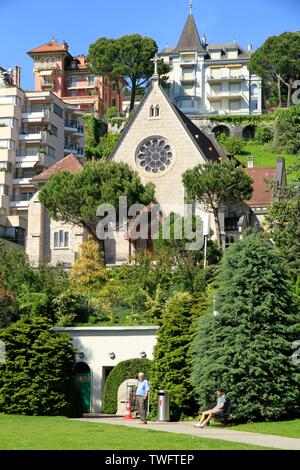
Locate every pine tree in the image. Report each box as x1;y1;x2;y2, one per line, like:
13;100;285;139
150;292;198;420
191;232;300;422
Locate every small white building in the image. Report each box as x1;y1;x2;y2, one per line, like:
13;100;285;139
55;326;158;413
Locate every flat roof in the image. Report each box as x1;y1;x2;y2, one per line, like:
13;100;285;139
53;326;159;332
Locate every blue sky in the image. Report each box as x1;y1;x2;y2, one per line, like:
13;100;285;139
1;0;299;89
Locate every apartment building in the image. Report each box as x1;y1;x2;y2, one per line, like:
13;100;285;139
28;39;122;115
159;9;262;116
0;73;84;247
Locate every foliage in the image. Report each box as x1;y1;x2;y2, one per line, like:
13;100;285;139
150;292;200;420
39;160;155;246
217;135;246;155
105;107;118;119
254;125;273;144
83;114;107;159
53;290;90;327
274;104;300;154
191;232;300;422
103;358;152;414
70;237;107;292
248;32;300;107
209;114;275;125
0;316;82;417
96;132;121;159
88;35;169;112
0;279;18;328
183;162;253;247
266;165;300;283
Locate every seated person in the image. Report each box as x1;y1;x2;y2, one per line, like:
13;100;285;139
194;388;227;428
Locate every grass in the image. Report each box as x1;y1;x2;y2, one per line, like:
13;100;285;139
231;420;300;439
0;414;271;450
236;142;299;179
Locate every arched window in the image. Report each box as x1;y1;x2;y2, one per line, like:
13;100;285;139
251;84;258;96
149;106;154;117
54;230;69;248
155;105;160;117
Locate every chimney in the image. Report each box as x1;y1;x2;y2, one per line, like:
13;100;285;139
247;155;254;168
13;66;21;87
201;33;207;47
248;43;253;52
62;40;69;51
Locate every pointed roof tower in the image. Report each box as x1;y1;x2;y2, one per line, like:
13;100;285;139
173;5;206;53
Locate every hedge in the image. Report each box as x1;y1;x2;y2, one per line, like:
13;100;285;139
103;358;152;414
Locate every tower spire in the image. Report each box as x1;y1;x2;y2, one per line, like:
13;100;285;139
190;0;193;15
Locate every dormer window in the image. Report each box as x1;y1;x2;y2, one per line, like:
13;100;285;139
71;61;77;69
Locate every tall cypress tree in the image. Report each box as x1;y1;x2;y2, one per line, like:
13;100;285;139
191;232;300;422
150;292;198;420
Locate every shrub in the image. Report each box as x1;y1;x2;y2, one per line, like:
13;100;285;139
103;358;152;414
254;125;273;144
0;316;82;417
274;104;300;154
218;135;246;155
105;106;118;119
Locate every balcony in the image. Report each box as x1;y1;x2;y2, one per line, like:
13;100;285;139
10;192;34;208
175;96;201;115
180;59;197;67
16;153;46;167
207;75;244;83
207;91;243;101
64;119;84;136
40;79;55;89
67;81;95;90
64;145;84;157
180;77;196;85
18;130;47;142
13;177;34;186
21;109;50;122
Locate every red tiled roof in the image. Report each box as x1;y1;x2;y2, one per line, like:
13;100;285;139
32;154;82;182
28;39;68;54
246;168;276;206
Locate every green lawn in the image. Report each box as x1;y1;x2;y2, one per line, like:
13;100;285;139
236;143;299;179
0;414;269;450
231;419;300;439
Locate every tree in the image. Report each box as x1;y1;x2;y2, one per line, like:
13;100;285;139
88;35;169;112
150;292;199;420
182;162;253;248
0;316;82;417
273;105;300;154
249;32;300;107
83;114;107;159
96;132;121;160
70;237;107;292
39;160;155;249
191;232;300;422
266;164;300;281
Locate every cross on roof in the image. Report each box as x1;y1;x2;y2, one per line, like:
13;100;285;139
151;53;159;76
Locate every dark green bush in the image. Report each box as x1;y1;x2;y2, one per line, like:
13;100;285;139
254;125;273;144
103;358;152;414
218;135;246;155
0;316;82;417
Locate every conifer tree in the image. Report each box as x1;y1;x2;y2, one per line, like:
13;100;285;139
150;292;198;420
70;237;107;292
191;232;300;422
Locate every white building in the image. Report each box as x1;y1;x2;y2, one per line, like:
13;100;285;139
55;326;158;413
159;9;262;116
0;67;85;248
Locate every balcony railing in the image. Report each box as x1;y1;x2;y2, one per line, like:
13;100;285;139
64;120;84;134
11;192;34;202
64;145;84;155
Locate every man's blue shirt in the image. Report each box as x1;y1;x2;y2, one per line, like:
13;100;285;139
136;380;150;397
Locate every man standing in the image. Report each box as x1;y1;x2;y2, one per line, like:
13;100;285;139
136;372;149;424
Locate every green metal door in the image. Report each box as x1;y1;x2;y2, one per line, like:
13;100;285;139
75;362;91;413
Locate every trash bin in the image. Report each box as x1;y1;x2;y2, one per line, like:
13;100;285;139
157;390;170;422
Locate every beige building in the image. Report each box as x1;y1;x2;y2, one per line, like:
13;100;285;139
26;154;87;268
0;67;85;248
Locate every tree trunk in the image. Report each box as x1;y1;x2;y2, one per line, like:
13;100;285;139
129;84;136;113
277;76;282;108
213;208;222;250
287;81;293;107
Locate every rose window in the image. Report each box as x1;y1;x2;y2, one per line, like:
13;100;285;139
136;137;173;174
